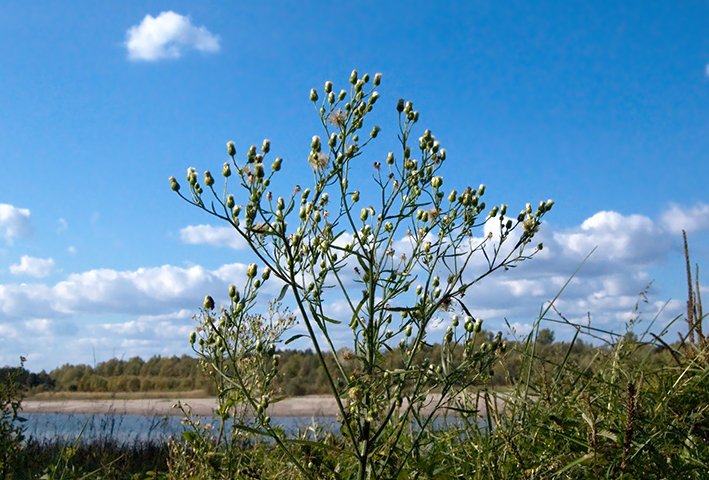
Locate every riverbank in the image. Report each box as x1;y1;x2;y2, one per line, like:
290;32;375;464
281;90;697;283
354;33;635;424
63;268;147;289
21;393;498;417
20;395;341;417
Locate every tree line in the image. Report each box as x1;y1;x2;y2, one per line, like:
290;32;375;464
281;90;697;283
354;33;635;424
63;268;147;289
1;329;673;397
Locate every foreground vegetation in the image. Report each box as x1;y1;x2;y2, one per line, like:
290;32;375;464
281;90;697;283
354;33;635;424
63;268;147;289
2;71;707;479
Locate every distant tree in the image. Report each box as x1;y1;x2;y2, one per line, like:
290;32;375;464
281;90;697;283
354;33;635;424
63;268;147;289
537;328;555;346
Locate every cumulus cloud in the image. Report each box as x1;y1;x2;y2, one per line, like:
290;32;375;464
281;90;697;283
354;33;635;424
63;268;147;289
0;204;32;245
9;255;55;278
125;11;220;61
659;202;709;235
180;224;246;249
1;204;705;369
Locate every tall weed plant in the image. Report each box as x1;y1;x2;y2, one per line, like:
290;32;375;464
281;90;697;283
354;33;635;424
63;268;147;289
170;71;551;479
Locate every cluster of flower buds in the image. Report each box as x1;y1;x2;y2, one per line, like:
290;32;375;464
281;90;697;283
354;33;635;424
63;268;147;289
397;99;420;123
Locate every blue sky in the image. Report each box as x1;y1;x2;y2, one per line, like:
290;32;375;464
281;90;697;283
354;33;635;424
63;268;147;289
1;1;708;371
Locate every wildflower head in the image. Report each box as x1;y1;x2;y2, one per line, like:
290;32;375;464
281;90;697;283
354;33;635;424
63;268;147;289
309;152;329;171
227;141;236;157
328;109;346;128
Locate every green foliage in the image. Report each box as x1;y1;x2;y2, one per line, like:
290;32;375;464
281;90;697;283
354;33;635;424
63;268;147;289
1;358;26;480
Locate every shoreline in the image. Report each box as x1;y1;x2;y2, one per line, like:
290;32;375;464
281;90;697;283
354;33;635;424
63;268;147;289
21;394;496;418
20;395;342;417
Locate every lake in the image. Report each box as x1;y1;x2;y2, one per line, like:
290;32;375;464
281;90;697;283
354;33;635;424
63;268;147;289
19;413;339;444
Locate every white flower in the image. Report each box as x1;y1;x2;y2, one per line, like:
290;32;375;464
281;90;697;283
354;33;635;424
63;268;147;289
309;152;329;171
328;109;346;128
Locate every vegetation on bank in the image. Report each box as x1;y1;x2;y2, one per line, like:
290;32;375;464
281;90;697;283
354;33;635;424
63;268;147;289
2;329;679;400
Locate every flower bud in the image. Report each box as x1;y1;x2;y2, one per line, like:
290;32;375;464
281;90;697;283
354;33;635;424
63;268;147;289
203;295;215;310
310;89;318;102
439;149;446;161
431;176;443;188
226;194;235;209
262;267;271;280
228;285;237;299
218;162;229;178
405;325;412;337
526;203;533;215
227;141;236;157
500;204;508;216
254;163;264;178
489;206;499;217
169;176;180;192
349;69;358;84
324;81;333;93
448;190;457;203
254;279;261;289
246;263;258;279
373;73;382;86
360;208;369;221
328;133;337;148
189;331;196;344
370;92;380;104
352;191;360;202
396;98;405;113
261;139;271;154
452;315;459;327
415;285;423;296
272;157;282;171
248;145;257;158
404;101;413;114
478;184;486;196
338;90;347;101
474;319;482;333
370;125;381;138
546;199;554;210
432;276;440;287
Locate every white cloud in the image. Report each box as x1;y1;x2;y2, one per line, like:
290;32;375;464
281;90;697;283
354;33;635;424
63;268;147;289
0;204;32;246
180;224;246;249
67;246;76;254
659;202;709;235
57;218;68;234
9;255;56;278
1;203;706;370
125;11;220;61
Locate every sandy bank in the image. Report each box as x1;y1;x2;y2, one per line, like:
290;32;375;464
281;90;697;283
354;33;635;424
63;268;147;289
21;394;501;418
20;395;341;417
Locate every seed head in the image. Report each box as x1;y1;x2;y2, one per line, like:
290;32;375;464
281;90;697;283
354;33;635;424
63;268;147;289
328;109;346;128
